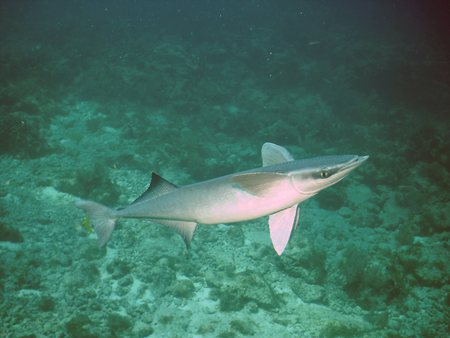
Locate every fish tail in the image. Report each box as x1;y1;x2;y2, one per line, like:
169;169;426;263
75;199;117;247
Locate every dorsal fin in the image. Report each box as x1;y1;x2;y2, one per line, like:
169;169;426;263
262;142;294;166
132;172;177;205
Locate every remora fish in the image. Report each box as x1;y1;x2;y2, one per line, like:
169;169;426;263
76;143;368;255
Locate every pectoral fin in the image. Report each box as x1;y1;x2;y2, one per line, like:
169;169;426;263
269;204;300;255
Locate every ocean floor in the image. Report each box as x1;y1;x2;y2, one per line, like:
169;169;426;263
0;1;449;337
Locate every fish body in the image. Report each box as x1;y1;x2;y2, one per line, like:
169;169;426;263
76;143;368;255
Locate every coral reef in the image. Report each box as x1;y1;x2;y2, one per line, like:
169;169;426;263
0;1;448;337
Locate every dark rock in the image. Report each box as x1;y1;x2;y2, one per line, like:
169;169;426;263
0;112;49;158
65;313;93;338
57;163;120;205
365;310;389;328
37;295;55;312
0;222;24;243
230;319;255;335
320;320;365;338
108;313;132;334
317;189;345;211
136;326;154;337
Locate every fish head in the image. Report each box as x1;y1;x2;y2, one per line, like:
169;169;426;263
289;155;369;196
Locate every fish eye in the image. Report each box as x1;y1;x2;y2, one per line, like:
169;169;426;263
320;171;329;178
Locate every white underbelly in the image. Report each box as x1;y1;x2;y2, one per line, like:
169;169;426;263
195;182;302;224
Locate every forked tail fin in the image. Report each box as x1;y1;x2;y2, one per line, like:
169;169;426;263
75;200;117;247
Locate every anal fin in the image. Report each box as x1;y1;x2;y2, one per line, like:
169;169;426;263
150;219;197;248
269;204;300;255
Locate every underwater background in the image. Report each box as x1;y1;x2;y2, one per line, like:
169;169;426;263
0;1;448;337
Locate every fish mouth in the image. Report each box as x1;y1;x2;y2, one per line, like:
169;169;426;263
293;154;369;196
340;155;369;172
314;155;369;192
320;155;370;189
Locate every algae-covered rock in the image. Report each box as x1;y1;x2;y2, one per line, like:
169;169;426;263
106;258;132;279
414;203;450;235
365;310;389;328
210;270;279;312
57;163;120;205
78;242;107;261
320;319;366;338
330;243;409;310
238;272;276;307
230;319;255;336
172;279;195;298
65;261;100;289
279;242;327;284
217;330;237;338
118;274;133;287
65;313;94;338
291;282;327;304
135;325;154;337
136;257;177;297
0;265;4;301
108;313;132;334
413;242;449;288
16;269;41;290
